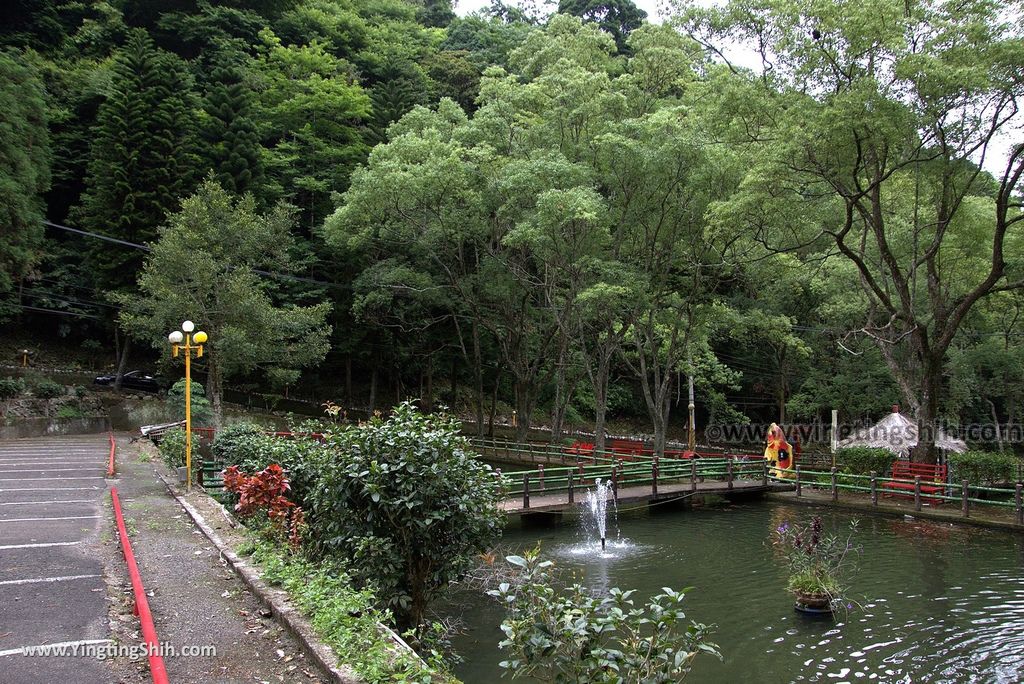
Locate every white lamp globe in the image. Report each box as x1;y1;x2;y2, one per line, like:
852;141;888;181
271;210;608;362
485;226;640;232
168;331;184;344
181;320;195;333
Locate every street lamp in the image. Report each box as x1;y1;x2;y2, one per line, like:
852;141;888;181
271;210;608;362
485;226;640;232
168;321;208;492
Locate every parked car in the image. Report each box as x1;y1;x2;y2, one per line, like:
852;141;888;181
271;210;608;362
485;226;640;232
93;370;162;393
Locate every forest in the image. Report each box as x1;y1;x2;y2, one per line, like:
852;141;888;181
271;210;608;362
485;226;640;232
1;0;1022;460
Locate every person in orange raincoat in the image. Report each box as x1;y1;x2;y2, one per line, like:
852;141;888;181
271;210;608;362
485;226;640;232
764;423;795;479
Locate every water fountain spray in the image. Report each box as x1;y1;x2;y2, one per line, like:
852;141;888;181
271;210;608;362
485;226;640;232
586;478;610;551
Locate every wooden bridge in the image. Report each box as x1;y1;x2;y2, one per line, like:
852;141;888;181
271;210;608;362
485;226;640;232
498;456;782;516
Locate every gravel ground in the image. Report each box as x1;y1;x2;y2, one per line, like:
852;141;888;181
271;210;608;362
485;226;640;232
110;436;328;684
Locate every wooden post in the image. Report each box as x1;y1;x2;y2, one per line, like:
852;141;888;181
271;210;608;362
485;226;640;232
652;458;659;496
795;465;802;497
1016;483;1023;526
762;458;768;486
568;472;574;505
961;479;969;517
538;464;545;491
914;476;922;511
612;467;619;502
523;475;530;510
727;459;734;490
691;459;698;492
830;468;838;501
870;471;877;506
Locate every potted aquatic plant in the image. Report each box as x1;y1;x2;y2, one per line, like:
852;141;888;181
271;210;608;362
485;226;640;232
773;516;860;612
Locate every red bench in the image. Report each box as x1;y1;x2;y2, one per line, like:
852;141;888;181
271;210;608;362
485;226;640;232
883;461;947;501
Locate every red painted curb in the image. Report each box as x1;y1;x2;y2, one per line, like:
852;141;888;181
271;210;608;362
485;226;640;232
111;487;170;684
107;431;116;478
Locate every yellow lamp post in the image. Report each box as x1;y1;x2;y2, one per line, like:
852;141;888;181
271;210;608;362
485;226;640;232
168;320;208;493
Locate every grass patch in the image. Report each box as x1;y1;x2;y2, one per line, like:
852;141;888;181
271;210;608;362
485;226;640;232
240;536;448;683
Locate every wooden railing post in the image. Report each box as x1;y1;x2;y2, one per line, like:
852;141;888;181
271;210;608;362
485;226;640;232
523;475;530;510
762;458;768;486
691;459;698;492
727;459;734;490
652;458;659;496
1016;483;1023;526
870;471;877;506
611;466;619;503
795;465;801;497
538;464;545;491
914;476;922;511
961;479;969;517
568;472;575;505
830;468;838;501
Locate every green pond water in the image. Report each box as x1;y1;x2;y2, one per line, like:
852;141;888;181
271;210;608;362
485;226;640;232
445;500;1024;683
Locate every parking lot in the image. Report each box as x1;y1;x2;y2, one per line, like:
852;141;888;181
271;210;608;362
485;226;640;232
0;435;112;683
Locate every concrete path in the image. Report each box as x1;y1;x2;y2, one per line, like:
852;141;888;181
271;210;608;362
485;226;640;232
0;435;112;684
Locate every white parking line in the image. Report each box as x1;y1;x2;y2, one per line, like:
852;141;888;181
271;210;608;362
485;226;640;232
0;469;101;473
0;487;101;492
0;499;93;506
0;516;99;523
0;477;104;481
0;541;81;550
0;639;113;658
0;574;101;587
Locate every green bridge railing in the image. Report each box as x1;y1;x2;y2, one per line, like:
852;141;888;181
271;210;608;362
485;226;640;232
770;466;1024;524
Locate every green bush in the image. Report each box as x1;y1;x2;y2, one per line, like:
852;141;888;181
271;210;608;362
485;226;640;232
948;450;1018;486
56;405;86;419
211;422;267;465
0;377;24;401
159;427;187;468
308;402;504;631
167;379;213;425
836;447;894;476
32;379;65;400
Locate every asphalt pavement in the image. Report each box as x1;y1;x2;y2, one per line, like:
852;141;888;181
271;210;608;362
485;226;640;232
0;435;112;683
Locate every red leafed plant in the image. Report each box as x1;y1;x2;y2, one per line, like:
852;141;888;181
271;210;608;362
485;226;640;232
223;464;304;548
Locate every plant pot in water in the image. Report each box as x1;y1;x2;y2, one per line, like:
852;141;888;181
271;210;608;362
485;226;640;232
794;591;833;613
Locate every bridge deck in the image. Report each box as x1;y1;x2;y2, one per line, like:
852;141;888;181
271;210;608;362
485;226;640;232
501;479;774;515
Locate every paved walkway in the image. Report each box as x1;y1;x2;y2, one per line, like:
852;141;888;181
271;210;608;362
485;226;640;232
0;435;112;683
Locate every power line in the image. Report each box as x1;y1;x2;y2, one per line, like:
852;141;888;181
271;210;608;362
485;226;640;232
42;219;342;288
1;302;100;319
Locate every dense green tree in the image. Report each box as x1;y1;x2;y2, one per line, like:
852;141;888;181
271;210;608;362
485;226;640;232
416;0;455;28
678;0;1024;461
119;179;332;425
0;50;50;310
74;29;199;293
558;0;647;53
201;64;262;195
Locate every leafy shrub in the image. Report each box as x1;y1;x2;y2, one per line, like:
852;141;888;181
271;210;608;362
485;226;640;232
224;463;303;548
167;379;213;424
32;379;65;400
836;447;894;476
490;550;719;682
159;427;187;468
56;405;86;419
308;402;504;630
772;516;860;602
948;450;1018;485
0;377;24;401
211;422;267;466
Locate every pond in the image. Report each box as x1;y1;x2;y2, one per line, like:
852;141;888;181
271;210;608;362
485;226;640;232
446;500;1024;683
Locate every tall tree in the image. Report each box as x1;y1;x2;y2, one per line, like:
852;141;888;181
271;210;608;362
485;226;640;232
74;28;198;293
120;179;332;426
558;0;647;53
201;64;262;195
678;0;1024;462
0;49;49;312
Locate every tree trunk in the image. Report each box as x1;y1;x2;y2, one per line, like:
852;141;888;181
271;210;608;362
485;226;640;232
472;321;485;437
514;378;535;442
113;336;131;391
368;363;378;415
988;399;1004;452
910;363;942;464
208;361;223;429
345;356;352;405
488;375;499;438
